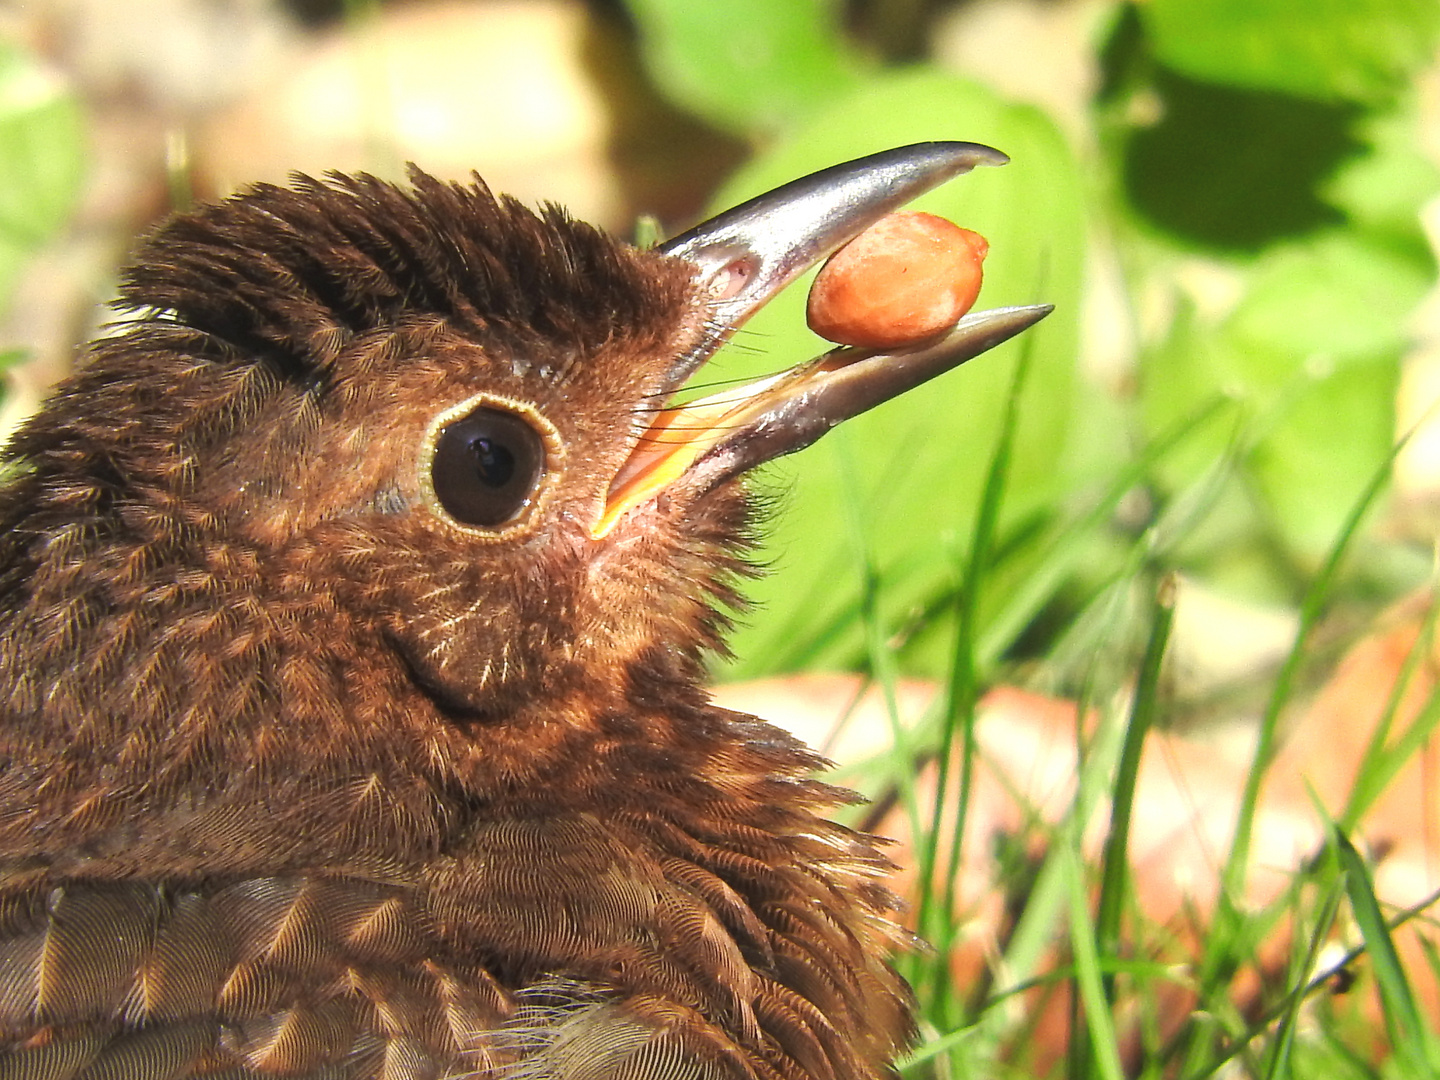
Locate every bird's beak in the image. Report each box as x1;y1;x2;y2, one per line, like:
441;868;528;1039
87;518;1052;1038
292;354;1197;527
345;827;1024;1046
593;142;1053;540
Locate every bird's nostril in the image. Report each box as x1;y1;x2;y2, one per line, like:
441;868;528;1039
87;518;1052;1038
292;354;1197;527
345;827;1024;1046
708;258;755;302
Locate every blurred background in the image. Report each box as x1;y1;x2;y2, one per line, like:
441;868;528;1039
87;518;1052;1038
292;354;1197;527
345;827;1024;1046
2;0;1440;1072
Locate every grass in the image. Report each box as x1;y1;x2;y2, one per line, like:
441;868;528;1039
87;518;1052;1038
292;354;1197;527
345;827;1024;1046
820;366;1440;1078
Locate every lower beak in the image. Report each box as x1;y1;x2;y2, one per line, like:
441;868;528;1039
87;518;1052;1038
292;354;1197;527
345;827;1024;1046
593;143;1052;540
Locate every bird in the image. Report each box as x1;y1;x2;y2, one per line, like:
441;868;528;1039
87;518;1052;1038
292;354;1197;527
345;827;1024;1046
0;144;1048;1080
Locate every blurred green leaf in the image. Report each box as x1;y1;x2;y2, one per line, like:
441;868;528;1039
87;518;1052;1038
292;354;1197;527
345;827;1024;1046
1323;92;1440;248
703;70;1085;677
1121;69;1359;252
1234;234;1424;559
1142;0;1440;104
1250;358;1397;561
0;41;86;312
1143;232;1428;566
622;0;863;135
1229;231;1427;362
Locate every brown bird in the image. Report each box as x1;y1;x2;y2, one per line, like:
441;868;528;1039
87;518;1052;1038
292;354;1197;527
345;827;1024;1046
0;145;1047;1080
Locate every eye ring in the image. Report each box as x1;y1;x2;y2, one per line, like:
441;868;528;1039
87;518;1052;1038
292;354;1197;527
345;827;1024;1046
419;393;563;538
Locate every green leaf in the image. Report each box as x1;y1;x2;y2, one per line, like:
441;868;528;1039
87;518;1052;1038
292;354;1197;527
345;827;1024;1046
0;41;86;313
702;70;1085;677
622;0;863;135
1142;0;1440;104
1323;93;1440;248
1228;232;1430;363
1142;232;1428;566
1249;358;1397;562
1234;233;1425;559
1120;68;1359;253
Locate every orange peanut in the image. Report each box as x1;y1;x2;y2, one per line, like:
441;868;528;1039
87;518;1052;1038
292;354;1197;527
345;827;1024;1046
807;211;988;349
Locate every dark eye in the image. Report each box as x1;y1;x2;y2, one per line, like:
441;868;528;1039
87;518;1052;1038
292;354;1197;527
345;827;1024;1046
430;406;546;528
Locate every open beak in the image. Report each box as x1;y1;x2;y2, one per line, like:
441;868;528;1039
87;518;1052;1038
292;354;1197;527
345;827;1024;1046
593;142;1053;540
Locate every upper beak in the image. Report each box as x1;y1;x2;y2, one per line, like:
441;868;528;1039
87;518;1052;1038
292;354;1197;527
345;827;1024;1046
593;142;1053;539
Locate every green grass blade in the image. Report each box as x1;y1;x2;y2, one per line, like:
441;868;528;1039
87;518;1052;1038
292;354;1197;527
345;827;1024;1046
1063;842;1125;1080
976;394;1233;670
1180;428;1409;1071
1332;826;1440;1071
1262;880;1346;1080
1225;431;1414;899
919;330;1036;1022
965;604;1133;1062
1095;573;1177;1002
1339;593;1440;832
832;437;928;857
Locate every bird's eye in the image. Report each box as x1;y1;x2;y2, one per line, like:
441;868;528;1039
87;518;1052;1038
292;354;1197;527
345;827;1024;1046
430;406;546;528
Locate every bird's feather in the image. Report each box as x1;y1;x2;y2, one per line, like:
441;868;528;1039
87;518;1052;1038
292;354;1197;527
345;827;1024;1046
0;170;915;1080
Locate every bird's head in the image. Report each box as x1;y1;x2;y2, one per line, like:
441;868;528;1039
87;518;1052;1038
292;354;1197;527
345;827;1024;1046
0;146;1047;734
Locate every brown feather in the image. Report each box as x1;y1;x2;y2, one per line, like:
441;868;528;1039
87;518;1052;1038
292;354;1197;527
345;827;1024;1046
0;169;913;1080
